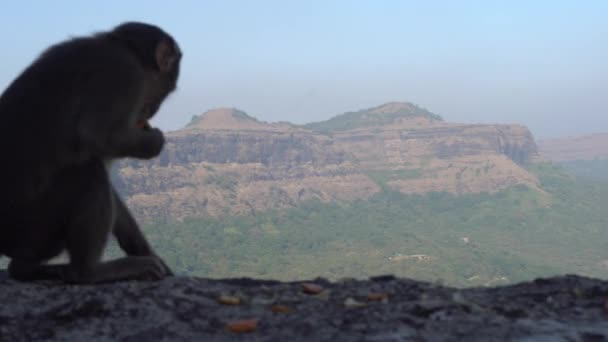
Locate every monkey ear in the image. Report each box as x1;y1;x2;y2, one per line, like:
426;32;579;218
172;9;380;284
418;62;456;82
155;40;179;73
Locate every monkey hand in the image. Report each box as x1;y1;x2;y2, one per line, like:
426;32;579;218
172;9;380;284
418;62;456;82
133;255;173;281
157;255;175;276
129;128;165;159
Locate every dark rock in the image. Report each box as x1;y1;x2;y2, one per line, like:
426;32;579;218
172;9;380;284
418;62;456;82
370;274;397;282
1;271;608;341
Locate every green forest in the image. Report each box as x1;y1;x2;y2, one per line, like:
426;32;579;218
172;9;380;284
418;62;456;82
3;160;606;287
126;161;608;287
561;159;608;182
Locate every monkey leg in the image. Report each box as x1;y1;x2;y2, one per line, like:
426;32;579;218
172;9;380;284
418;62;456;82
64;211;169;284
8;259;67;282
65;256;170;284
112;189;174;276
6;225;71;282
60;164;170;284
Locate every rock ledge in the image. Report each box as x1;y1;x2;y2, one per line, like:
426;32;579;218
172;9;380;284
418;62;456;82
1;272;607;341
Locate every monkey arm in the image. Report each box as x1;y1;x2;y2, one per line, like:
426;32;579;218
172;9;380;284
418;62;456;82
74;54;165;160
112;190;153;256
78;107;166;160
112;189;174;275
107;126;166;160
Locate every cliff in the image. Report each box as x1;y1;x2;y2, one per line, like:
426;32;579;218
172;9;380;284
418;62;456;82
115;103;541;223
1;272;607;341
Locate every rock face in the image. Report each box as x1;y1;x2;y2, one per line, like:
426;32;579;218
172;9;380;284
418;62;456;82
1;272;608;341
538;132;608;161
117;123;378;223
331;122;540;194
116;103;541;223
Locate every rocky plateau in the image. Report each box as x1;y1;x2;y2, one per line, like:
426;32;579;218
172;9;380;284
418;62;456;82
114;102;542;223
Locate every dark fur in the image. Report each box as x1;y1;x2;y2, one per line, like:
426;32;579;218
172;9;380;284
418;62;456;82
0;22;181;283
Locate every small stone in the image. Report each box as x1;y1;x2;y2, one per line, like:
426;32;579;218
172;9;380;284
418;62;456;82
217;295;241;305
271;305;292;313
451;292;465;303
344;297;367;308
367;293;389;302
315;289;331;301
251;297;274;305
302;283;324;295
225;319;258;333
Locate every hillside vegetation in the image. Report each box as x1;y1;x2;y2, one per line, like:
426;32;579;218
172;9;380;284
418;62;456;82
560;159;608;182
132;163;608;287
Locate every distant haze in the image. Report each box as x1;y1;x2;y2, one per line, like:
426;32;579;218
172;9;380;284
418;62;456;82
0;1;606;138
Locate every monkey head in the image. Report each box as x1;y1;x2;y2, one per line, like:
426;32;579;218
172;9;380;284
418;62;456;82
111;22;182;132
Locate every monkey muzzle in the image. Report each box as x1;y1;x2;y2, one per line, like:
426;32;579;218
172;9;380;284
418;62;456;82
135;119;153;131
136;101;161;131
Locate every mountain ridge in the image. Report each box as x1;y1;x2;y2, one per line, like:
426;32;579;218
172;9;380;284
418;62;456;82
182;102;442;133
116;102;541;223
303;101;443;132
184;107;300;132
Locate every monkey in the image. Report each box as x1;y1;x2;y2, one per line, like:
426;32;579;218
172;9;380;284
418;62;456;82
0;22;182;283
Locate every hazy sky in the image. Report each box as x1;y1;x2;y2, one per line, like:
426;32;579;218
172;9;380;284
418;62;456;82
0;1;606;138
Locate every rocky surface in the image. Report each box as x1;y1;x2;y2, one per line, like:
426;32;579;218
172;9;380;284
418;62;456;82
1;271;608;341
538;133;608;162
115;102;542;223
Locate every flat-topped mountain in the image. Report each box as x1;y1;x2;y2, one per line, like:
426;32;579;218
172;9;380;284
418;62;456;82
115;102;541;223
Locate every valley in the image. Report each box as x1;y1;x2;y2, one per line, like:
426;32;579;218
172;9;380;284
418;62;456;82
105;102;608;287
